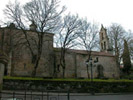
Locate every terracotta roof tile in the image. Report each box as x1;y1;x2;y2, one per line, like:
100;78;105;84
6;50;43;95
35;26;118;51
54;48;114;57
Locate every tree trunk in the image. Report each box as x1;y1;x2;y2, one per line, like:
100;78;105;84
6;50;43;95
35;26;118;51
62;67;65;78
86;65;90;78
32;33;43;77
32;56;40;77
61;56;66;78
60;48;66;78
86;51;91;79
32;50;41;77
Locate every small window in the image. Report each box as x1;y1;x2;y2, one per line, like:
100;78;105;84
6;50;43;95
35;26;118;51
57;64;60;72
101;43;103;49
101;33;104;40
104;42;106;50
23;63;26;69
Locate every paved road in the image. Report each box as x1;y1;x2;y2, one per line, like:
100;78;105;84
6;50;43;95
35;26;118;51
68;94;133;100
1;91;133;100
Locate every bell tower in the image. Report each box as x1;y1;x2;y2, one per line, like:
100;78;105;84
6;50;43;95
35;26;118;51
99;25;112;53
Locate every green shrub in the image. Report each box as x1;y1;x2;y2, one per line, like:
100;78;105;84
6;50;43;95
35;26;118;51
3;76;133;93
121;74;133;79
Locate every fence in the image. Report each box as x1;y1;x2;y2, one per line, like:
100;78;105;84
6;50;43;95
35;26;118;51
0;91;70;100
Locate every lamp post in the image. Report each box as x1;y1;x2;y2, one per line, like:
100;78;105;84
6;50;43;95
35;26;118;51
90;61;93;82
85;59;89;78
87;57;93;82
85;56;98;95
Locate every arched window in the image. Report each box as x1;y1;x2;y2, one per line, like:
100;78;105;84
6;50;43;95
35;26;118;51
101;33;104;40
97;64;104;79
4;64;8;76
101;43;103;50
104;41;106;50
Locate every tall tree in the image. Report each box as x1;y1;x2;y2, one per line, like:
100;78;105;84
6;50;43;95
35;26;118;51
108;23;125;68
129;39;133;60
54;14;81;78
122;40;131;74
126;30;133;61
4;0;65;76
77;20;99;78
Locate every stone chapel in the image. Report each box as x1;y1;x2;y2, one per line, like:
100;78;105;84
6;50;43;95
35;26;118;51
0;23;120;78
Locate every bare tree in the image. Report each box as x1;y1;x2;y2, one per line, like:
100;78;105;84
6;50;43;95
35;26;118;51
77;20;99;78
4;0;65;77
108;23;125;67
54;14;81;78
129;39;133;60
126;30;133;61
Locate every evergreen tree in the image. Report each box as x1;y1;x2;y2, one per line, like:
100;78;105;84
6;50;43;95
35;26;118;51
122;40;131;74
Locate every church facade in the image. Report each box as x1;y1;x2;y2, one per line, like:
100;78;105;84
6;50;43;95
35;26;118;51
0;24;120;78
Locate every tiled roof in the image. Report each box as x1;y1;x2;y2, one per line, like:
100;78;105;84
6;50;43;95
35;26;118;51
54;48;114;57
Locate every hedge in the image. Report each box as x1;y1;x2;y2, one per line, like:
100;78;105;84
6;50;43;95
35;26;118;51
3;76;133;93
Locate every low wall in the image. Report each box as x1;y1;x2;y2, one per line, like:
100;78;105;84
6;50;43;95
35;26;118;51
3;79;133;93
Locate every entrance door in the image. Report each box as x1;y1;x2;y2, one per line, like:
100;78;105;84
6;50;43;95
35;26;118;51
4;64;8;76
97;64;104;78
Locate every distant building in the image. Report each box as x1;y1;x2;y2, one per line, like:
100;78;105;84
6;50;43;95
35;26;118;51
0;23;120;78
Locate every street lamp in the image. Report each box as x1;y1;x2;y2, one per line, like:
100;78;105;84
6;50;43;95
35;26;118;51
85;56;98;95
88;57;93;82
85;59;89;78
85;57;98;80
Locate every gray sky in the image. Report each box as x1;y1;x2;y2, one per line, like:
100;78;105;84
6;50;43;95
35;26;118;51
0;0;133;32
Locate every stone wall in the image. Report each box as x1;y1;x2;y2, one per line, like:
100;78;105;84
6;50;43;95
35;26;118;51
0;63;5;90
0;27;54;77
12;33;54;77
54;49;119;78
3;79;133;93
0;50;8;91
0;26;119;78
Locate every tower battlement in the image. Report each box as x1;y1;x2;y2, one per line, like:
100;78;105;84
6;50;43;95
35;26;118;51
99;25;113;54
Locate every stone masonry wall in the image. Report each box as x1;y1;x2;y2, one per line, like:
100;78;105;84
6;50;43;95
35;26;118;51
12;33;54;77
0;27;119;78
0;63;4;90
0;27;54;77
54;49;119;78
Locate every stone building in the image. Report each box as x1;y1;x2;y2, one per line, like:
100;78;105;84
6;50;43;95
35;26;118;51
0;23;120;78
0;50;8;90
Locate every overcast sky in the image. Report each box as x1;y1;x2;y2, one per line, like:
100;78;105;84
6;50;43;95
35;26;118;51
0;0;133;32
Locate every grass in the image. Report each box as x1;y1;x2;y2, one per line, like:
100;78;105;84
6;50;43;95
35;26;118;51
4;76;44;80
3;76;133;82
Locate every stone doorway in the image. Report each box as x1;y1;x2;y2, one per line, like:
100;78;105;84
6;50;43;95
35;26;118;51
4;64;8;76
97;64;104;78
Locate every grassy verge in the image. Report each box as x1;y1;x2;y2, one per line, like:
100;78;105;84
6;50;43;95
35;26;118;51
3;76;133;82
